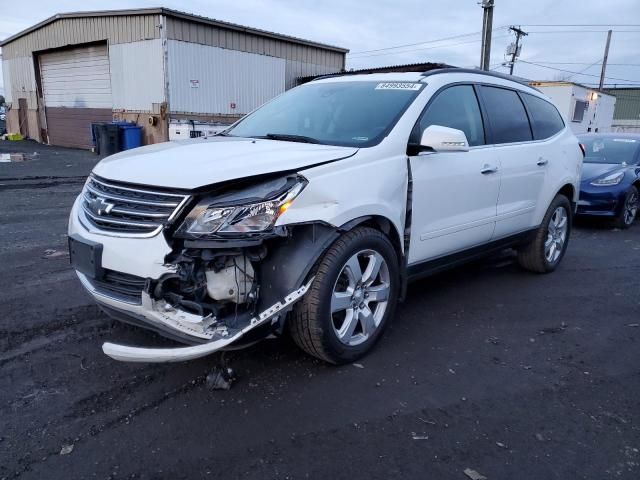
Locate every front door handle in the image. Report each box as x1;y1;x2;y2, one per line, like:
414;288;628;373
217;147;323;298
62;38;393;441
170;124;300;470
480;164;499;175
537;158;549;166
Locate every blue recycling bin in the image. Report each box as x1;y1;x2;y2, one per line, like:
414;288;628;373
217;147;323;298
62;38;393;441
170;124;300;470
119;124;143;150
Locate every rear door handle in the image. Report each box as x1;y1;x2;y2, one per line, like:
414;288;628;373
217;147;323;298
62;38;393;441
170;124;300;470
537;158;549;166
480;164;499;175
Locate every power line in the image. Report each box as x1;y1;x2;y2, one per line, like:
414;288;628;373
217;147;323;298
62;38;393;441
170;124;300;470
348;35;509;60
527;30;640;34
519;24;640;27
519;60;639;83
348;30;487;56
525;61;640;67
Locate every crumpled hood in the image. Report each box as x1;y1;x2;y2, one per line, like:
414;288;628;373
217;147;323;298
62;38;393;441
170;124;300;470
581;162;625;183
93;137;358;190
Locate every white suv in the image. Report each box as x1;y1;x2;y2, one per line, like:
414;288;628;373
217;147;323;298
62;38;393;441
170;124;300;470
68;69;583;364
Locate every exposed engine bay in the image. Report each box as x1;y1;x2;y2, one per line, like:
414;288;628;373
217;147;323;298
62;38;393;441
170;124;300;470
155;247;264;328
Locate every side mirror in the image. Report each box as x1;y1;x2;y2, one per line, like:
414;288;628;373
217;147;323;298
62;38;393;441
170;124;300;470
420;125;469;152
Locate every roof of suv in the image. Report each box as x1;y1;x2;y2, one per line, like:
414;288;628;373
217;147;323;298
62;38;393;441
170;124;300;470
312;68;540;94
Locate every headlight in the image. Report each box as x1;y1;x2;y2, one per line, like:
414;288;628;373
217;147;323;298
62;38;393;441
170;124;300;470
590;171;624;186
176;176;307;238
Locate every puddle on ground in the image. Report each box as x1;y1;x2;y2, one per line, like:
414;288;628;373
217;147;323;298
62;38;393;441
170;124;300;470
0;152;39;163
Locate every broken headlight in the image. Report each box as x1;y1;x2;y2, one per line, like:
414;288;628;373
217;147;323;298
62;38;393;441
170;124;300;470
176;176;307;237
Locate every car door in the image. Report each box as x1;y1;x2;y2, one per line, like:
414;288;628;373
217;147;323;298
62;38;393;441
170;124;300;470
478;85;545;237
407;84;501;265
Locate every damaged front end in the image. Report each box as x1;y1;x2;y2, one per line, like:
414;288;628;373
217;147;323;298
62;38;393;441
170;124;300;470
78;174;339;362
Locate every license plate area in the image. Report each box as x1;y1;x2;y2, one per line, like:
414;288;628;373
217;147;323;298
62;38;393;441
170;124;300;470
68;235;104;279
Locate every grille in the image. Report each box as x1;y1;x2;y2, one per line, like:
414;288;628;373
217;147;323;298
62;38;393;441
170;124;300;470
91;269;147;304
81;176;189;236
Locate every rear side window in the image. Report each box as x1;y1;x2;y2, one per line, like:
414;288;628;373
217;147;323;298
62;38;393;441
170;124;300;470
480;86;532;144
521;93;565;139
414;85;485;146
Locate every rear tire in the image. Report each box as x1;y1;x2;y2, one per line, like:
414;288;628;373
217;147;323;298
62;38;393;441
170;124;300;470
288;227;399;364
612;185;638;229
518;194;572;273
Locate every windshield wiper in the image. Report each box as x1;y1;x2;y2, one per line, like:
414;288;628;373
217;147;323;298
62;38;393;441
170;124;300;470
261;133;321;144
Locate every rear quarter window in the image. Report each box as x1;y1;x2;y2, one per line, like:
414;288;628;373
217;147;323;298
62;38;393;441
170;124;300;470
480;86;533;144
521;93;565;140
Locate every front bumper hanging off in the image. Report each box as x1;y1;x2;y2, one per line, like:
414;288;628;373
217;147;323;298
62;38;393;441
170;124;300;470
101;278;314;363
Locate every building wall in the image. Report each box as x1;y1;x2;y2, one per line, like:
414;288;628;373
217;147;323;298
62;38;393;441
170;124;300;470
1;12;346;144
109;39;165;111
165;16;344;89
0;15;161;59
604;88;640;129
167;40;286;115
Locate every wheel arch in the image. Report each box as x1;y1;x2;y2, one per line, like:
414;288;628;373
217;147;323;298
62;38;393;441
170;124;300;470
339;215;404;258
557;183;576;204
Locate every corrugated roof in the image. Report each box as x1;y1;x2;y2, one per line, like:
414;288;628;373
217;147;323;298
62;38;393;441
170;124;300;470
0;7;349;53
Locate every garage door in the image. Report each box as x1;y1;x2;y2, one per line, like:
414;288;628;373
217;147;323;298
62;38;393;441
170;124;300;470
40;45;113;149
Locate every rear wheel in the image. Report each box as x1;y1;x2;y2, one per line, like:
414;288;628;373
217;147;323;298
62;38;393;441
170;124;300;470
518;194;572;273
288;227;399;364
612;185;638;229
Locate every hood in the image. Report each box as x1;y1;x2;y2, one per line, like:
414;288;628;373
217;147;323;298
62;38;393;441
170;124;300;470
580;162;625;183
93;137;358;190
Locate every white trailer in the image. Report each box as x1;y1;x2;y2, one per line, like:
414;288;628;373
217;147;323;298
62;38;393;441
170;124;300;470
531;81;616;134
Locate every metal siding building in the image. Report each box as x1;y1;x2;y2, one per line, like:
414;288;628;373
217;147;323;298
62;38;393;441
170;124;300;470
604;88;640;133
0;8;347;148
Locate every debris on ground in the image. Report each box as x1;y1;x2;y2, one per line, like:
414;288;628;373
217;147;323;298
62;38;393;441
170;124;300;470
418;417;436;425
463;468;487;480
352;363;364;369
0;152;38;162
43;249;69;259
535;433;545;442
539;322;567;335
59;444;74;455
496;441;507;448
411;433;429;440
206;366;236;390
626;323;639;327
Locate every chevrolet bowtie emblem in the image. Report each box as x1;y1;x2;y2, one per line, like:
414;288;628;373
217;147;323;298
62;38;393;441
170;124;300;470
89;196;115;216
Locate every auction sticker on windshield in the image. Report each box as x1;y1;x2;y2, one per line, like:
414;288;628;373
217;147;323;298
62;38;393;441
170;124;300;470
375;82;422;90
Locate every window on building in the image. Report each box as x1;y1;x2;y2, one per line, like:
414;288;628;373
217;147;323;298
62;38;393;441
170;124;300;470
480;86;533;144
412;85;485;146
572;100;588;122
521;93;565;140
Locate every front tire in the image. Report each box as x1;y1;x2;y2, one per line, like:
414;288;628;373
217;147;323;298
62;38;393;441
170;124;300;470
288;227;400;364
612;185;638;229
518;194;572;273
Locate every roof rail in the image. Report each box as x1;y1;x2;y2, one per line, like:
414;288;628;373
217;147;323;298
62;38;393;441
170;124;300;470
421;67;538;90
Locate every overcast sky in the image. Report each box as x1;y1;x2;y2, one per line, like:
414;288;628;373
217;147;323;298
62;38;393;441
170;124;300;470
1;0;639;96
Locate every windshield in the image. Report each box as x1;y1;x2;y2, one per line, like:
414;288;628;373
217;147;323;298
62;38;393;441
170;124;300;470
580;136;639;164
226;81;424;147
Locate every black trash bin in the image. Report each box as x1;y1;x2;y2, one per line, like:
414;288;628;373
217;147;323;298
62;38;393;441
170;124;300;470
92;123;120;155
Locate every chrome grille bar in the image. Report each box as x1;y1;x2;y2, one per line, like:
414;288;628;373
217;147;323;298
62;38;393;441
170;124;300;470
80;176;190;236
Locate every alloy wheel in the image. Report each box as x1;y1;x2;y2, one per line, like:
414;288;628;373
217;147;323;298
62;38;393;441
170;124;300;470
545;206;568;263
624;190;638;225
331;249;390;346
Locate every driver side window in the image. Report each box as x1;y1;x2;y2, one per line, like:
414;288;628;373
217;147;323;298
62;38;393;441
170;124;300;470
412;85;486;147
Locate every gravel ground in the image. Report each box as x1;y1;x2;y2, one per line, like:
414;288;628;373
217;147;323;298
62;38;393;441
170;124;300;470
1;140;639;480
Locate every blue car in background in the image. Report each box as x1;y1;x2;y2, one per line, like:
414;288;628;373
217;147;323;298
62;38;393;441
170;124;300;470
577;133;640;229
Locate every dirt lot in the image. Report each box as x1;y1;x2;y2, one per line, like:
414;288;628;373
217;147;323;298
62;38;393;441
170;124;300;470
1;140;639;480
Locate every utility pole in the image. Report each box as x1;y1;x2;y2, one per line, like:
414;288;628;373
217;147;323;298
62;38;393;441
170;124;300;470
508;26;528;75
479;0;495;70
598;29;612;91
